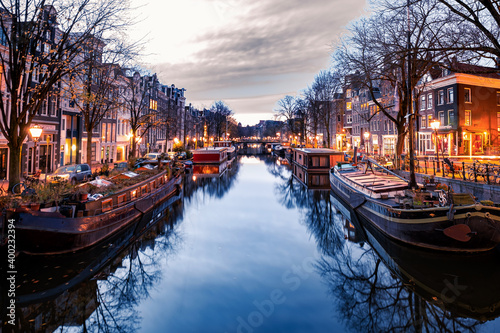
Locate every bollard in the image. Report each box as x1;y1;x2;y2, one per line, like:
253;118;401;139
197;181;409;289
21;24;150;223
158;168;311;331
433;160;436;176
474;162;477;182
442;161;445;177
462;161;466;180
486;164;490;184
425;159;428;174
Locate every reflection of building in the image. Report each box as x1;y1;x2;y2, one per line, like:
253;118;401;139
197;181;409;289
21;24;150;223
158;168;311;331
291;148;343;189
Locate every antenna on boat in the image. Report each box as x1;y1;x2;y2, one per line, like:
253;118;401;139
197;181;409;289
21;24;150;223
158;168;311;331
407;0;417;189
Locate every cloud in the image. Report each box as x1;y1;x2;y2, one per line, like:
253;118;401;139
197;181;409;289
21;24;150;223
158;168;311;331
146;0;368;124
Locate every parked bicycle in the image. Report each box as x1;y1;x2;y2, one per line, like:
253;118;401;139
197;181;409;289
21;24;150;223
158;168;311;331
12;170;41;196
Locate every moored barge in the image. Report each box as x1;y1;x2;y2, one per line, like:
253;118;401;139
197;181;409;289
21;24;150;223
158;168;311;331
330;160;500;252
4;170;182;255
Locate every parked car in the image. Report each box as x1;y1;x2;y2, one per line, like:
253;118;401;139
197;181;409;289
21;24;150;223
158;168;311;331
47;164;92;184
143;152;162;160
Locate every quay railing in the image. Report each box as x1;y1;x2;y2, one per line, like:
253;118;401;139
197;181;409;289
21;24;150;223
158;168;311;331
399;157;500;185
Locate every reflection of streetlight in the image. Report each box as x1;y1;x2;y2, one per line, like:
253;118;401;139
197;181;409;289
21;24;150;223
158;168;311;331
430;119;441;172
363;131;370;155
29;124;42;175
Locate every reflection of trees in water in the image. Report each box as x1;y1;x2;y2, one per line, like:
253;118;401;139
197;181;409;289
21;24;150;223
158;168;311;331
314;202;481;333
273;167;344;256
81;205;184;332
318;242;480;333
15;203;184;333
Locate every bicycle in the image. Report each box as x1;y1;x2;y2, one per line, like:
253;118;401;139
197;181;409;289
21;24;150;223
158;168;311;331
12;173;40;196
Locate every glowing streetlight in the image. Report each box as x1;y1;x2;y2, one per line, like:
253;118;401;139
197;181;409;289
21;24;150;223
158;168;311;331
30;124;42;176
430;119;441;172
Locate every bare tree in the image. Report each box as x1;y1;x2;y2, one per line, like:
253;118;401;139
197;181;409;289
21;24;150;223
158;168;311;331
0;0;131;189
275;95;300;137
334;0;447;169
122;72;157;160
304;70;344;148
208;100;233;140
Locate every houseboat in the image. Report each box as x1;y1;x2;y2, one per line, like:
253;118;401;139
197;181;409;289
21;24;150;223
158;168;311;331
214;141;236;160
4;170;182;255
330;158;500;252
292;148;344;189
192;147;228;164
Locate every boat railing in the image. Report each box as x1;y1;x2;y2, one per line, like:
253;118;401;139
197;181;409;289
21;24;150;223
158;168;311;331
364;158;409;183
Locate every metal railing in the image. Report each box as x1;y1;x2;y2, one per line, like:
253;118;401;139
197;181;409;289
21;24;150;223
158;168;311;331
400;157;500;185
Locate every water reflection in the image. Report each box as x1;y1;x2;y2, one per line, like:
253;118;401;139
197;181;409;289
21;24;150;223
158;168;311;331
320;190;500;332
9;201;185;332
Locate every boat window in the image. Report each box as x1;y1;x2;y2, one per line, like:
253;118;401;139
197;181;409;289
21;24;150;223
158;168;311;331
150;181;155;189
117;194;126;206
102;198;113;212
141;185;148;194
131;189;137;199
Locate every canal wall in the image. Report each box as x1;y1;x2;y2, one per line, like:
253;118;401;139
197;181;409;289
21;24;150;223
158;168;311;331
397;170;500;202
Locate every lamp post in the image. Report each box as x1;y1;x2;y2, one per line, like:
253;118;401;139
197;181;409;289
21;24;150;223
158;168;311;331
364;131;370;155
430;119;441;172
29;124;42;176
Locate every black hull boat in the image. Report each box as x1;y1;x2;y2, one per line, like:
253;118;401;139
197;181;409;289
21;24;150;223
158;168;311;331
330;161;500;252
4;171;182;255
331;190;500;321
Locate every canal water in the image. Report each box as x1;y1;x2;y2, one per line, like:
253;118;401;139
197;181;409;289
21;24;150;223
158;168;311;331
9;155;500;332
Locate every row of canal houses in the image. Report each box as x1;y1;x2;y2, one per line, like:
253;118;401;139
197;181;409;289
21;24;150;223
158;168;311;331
0;6;203;181
329;61;500;160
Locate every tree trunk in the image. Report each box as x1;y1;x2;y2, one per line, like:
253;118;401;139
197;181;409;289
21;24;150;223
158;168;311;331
86;130;93;171
395;127;406;169
8;143;22;191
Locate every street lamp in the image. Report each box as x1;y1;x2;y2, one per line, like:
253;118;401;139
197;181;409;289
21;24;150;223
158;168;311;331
430;119;441;172
363;131;370;155
29;124;42;175
193;138;197;149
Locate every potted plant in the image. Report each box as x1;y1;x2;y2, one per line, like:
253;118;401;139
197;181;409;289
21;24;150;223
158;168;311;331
74;186;89;201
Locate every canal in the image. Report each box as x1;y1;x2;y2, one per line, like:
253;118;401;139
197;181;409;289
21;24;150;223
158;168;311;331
9;155;500;332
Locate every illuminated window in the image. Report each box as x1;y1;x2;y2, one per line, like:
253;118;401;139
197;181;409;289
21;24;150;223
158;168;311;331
465;110;471;126
427;115;433;127
464;88;471;103
421;116;426;128
346;102;352;110
497;112;500;132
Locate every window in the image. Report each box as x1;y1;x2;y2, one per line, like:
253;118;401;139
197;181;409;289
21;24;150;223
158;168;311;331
346;102;352;110
421;116;426;129
346;114;352;124
428;115;433;127
420;95;426;110
497;112;500;132
427;93;433;109
465;110;471;126
447;88;454;103
497;92;500;106
448;110;455;125
438;90;444;105
464;88;471;103
439;111;445;125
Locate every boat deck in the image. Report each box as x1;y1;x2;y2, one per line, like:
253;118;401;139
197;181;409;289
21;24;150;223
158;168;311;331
339;170;409;195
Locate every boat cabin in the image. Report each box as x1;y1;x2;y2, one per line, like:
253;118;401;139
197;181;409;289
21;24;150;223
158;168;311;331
192;147;228;164
292;148;344;189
